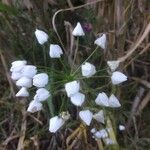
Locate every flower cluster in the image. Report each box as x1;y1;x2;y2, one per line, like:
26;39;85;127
10;22;127;146
10;60;50;112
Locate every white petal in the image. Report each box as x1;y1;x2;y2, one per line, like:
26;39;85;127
11;72;22;80
65;81;80;97
94;34;106;49
104;138;115;145
107;60;120;72
49;116;65;133
91;128;96;133
81;62;96;78
33;73;48;88
72;22;85;36
35;29;48;45
109;94;121;108
70;92;85;106
49;44;63;58
94;129;108;139
10;60;27;72
27;100;42;113
95;92;109;107
79;110;93;126
16;87;29;97
21;65;37;78
111;71;127;85
34;88;50;102
119;125;125;131
93;110;105;124
16;77;32;88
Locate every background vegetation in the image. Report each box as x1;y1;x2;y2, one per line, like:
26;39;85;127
0;0;150;149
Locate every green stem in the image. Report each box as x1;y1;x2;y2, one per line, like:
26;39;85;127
72;46;99;76
47;95;54;117
72;37;79;69
59;58;67;72
43;45;47;67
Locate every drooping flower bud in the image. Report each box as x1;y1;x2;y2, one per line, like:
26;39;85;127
35;29;48;45
72;22;85;36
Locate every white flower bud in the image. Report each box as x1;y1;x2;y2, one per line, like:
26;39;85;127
34;88;50;102
93;110;105;124
16;87;29;97
94;129;108;139
27;100;42;113
10;60;27;72
91;128;96;133
79;110;93;126
105;138;115;145
21;65;37;78
95;92;109;107
65;81;80;97
109;94;121;108
72;22;85;36
111;71;127;85
35;29;48;45
81;62;96;78
11;72;22;80
49;116;65;133
16;77;32;88
94;34;106;49
70;92;85;106
119;125;125;131
33;73;48;88
107;60;120;72
49;44;63;58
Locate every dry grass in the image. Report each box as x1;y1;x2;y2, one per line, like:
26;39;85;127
0;0;150;149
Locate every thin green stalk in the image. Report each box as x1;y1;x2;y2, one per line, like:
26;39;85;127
71;37;79;72
72;46;99;76
47;95;54;117
43;45;47;67
59;58;67;72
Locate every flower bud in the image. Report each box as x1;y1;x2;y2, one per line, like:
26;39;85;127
49;44;63;58
72;22;85;36
35;29;48;45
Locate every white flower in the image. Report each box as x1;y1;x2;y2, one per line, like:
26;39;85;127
79;110;93;126
65;81;80;97
109;94;121;108
49;44;63;58
27;100;42;113
16;77;32;88
49;116;65;133
105;138;115;145
21;65;37;78
95;92;109;107
119;125;125;131
93;110;105;124
111;71;127;85
16;87;29;97
94;129;108;139
11;72;22;80
94;34;106;49
33;73;48;88
70;92;85;106
107;60;120;72
81;62;96;78
34;88;50;102
91;128;96;133
72;22;85;36
10;60;27;72
35;29;48;45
